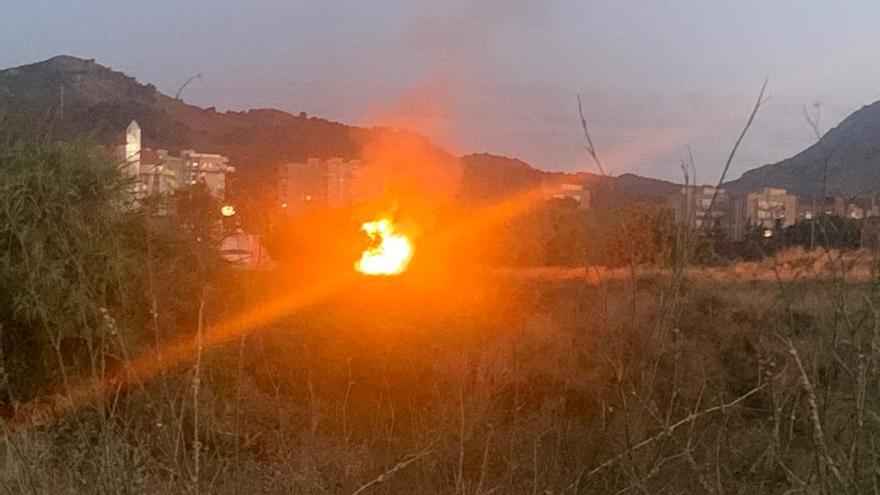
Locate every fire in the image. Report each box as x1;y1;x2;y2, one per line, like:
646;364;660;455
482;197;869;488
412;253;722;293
355;218;413;276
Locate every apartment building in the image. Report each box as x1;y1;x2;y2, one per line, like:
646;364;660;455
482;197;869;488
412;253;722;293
277;158;363;218
113;121;234;200
668;186;729;230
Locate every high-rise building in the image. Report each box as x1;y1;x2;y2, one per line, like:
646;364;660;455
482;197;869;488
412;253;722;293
668;186;729;230
277;158;363;218
731;188;797;239
180;150;235;199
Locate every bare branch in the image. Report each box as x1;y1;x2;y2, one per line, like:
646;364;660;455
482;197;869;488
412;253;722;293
350;449;433;495
702;78;769;232
577;93;607;176
780;336;847;487
175;73;203;100
803;102;822;141
570;384;766;489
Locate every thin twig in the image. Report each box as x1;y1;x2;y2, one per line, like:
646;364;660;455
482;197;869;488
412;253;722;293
191;289;206;494
780;336;847;488
570;384;766;489
703;78;769;233
350;449;433;495
577;94;606;176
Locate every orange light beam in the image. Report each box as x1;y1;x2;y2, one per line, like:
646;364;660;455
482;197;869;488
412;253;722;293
432;183;554;249
9;180;564;430
8;273;355;430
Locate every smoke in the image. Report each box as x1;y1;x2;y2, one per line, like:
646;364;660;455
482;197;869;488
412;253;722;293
377;0;542;142
355;127;461;205
353;1;545;222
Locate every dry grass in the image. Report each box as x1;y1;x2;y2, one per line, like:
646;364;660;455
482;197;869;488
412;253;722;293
4;259;880;493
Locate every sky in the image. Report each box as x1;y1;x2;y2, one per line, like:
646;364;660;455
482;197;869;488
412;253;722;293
2;0;880;183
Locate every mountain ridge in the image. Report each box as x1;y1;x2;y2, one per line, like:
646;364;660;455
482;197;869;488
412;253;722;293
725;100;880;197
0;55;688;204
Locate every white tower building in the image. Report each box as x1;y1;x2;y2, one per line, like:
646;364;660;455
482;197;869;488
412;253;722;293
124;120;142;178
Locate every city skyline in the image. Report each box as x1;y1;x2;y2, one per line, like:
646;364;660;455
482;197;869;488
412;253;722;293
3;1;880;182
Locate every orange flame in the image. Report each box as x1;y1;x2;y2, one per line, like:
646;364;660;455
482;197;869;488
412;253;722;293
355;219;413;276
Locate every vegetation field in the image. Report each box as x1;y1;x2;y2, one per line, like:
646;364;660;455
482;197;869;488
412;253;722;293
4;136;880;495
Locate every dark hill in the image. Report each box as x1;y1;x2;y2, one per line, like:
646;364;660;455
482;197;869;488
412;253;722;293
0;56;372;178
460;153;548;201
726;101;880;197
0;55;680;205
460;153;680;206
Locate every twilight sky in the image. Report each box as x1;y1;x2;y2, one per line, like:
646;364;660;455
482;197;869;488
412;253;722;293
2;0;880;182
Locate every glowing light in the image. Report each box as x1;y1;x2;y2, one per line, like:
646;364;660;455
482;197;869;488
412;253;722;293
355;219;413;276
763;229;773;238
220;205;236;217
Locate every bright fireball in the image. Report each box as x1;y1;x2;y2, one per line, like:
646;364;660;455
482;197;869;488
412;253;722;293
355;219;413;276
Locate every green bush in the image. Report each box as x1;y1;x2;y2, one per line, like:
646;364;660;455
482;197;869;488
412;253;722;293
0;136;136;398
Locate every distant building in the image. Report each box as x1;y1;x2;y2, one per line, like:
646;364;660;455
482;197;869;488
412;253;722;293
113;121;234;200
326;157;363;207
796;195;876;221
847;197;880;219
796;200;817;221
728;188;797;241
823;196;847;217
180;150;235;199
277;158;363;218
545;183;590;209
729;195;748;241
804;195;846;218
668;186;729;230
122;121;141;179
738;188;797;238
847;202;866;220
141;149;180;196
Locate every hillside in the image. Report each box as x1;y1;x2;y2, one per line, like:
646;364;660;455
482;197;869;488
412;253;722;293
459;153;680;207
726;100;880;197
0;56;365;174
0;55;679;204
